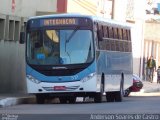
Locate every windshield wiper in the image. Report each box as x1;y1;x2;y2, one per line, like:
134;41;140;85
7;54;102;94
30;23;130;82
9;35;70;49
64;26;80;63
65;26;80;43
65;26;80;52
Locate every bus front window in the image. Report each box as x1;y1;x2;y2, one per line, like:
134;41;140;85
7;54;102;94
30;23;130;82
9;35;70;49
27;29;94;65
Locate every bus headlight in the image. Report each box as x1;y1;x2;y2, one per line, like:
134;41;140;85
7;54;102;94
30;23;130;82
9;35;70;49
26;75;41;84
81;73;96;83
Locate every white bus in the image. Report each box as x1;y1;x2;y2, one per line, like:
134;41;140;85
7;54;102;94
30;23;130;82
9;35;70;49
20;14;133;104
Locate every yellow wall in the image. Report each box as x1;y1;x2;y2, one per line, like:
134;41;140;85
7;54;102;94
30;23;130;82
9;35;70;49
67;0;97;15
145;22;160;41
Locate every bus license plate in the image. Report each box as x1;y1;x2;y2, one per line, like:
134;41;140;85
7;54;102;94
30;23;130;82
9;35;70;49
53;86;66;91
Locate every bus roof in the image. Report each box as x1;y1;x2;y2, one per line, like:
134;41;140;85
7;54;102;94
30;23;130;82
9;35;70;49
29;13;132;29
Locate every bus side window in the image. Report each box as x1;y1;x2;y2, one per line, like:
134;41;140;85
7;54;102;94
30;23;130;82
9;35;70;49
115;40;120;51
118;28;123;40
122;29;127;40
113;28;118;39
119;41;124;52
97;24;105;50
127;30;131;41
128;42;132;52
128;30;132;52
124;41;128;52
97;24;103;41
111;39;115;51
108;26;113;38
104;26;109;38
126;29;128;41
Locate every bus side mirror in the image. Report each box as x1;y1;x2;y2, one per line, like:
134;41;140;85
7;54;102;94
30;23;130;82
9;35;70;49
19;32;25;44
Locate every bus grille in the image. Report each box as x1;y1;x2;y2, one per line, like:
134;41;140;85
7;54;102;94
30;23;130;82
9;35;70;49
39;68;84;76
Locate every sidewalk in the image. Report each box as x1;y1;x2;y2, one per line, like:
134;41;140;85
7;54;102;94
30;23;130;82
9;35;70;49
0;93;35;108
0;81;160;107
140;81;160;93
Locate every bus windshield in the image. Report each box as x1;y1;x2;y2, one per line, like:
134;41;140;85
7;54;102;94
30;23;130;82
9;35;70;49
26;29;94;65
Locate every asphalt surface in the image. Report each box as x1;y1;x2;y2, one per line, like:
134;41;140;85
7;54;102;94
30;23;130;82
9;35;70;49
0;81;160;107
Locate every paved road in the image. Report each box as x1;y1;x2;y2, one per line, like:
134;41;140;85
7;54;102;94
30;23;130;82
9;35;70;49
1;81;160;108
0;93;160;120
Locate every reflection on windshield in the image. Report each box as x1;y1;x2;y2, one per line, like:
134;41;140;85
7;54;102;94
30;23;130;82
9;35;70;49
46;30;59;43
27;29;94;65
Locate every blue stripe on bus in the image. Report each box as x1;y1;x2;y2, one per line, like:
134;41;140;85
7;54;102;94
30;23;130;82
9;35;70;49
26;62;96;83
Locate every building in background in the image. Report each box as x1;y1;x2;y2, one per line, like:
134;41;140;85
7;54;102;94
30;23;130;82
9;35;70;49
143;0;160;82
0;0;57;93
125;0;146;79
0;0;147;93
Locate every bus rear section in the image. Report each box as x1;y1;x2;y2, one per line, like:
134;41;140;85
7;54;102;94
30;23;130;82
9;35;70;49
95;18;133;102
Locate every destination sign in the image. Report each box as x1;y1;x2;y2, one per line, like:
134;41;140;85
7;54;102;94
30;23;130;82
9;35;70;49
42;18;78;26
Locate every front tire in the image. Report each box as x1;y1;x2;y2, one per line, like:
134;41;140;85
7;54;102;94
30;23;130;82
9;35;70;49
94;92;103;103
94;75;104;103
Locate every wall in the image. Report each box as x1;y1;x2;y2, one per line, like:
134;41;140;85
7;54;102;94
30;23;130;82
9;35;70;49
113;0;127;22
0;40;26;93
67;0;97;15
126;0;145;77
0;0;57;17
0;0;57;93
143;22;160;82
0;14;27;93
144;22;160;41
133;0;146;76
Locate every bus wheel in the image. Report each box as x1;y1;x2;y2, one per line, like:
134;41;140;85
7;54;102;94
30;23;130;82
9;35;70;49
115;74;124;102
94;75;105;103
59;97;67;104
115;85;123;102
36;94;45;104
94;92;103;103
94;83;104;103
106;92;114;102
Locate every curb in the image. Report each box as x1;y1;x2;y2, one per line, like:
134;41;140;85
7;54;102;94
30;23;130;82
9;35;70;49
130;86;160;96
0;96;35;108
142;87;160;93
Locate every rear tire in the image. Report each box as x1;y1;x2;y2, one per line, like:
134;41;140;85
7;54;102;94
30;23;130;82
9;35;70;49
115;84;124;102
106;75;124;102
